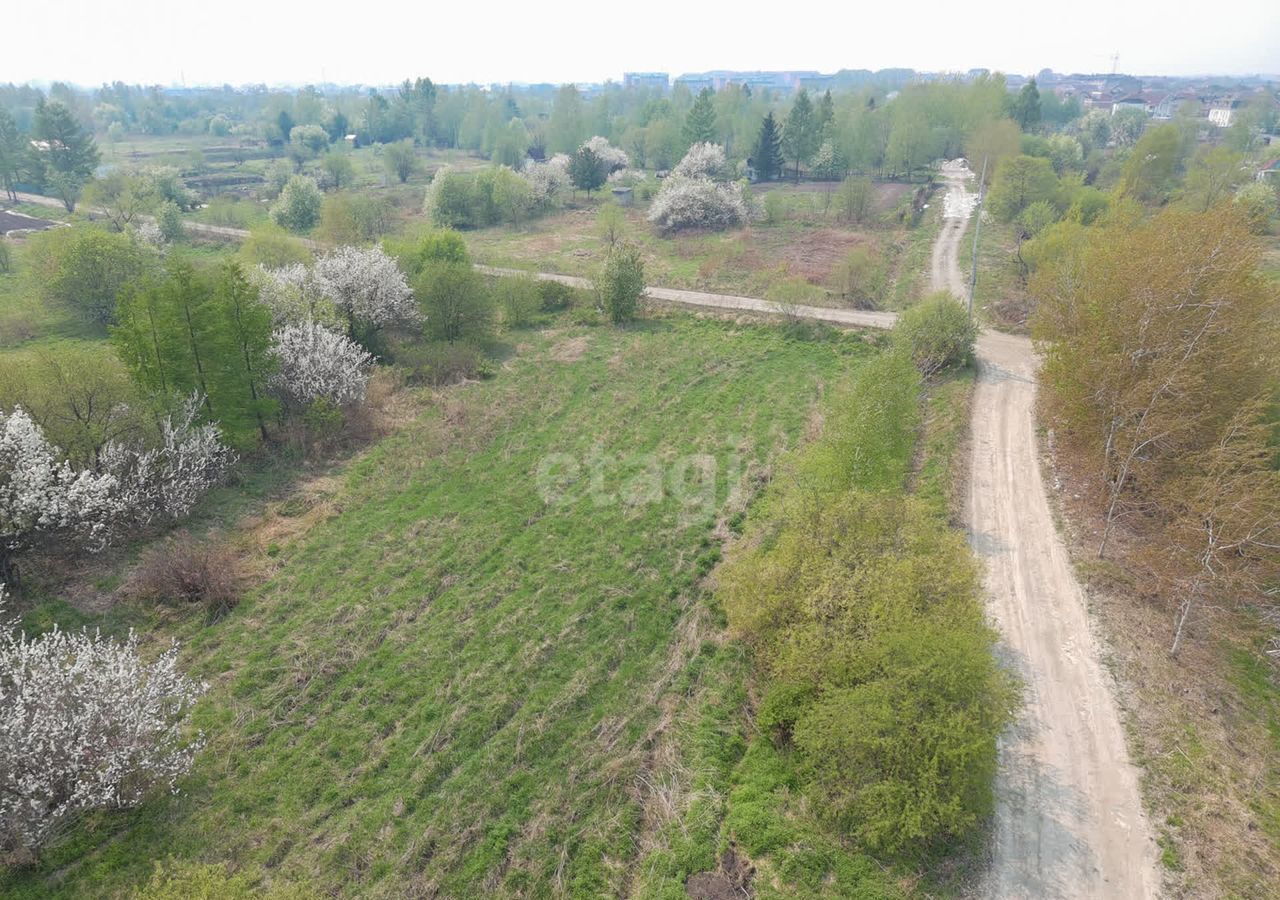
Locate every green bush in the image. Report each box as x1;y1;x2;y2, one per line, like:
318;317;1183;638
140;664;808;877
415;261;495;344
397;340;489;386
892;293;977;379
238;222;312;269
537;279;577;312
599;243;645;324
719;348;1013;858
493;275;541;328
23;225;152;325
385;228;469;278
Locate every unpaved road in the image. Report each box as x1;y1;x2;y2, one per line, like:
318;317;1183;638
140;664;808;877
934;164;1159;898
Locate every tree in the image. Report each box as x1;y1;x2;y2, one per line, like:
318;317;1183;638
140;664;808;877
312;245;417;347
1118;124;1184;204
23;225;152;326
1233;182;1278;234
0;107;23;202
547;85;585;155
683;88;717;147
1032;206;1279;559
287;124;329;170
987;155;1058;222
270;175;322;233
579;136;629;173
0;407;119;587
596;201;626;250
892;293;977;378
753;112;783;182
963;119;1022;184
816;90;835;138
783;89;819;182
0;621;204;863
320;152;355;191
415;262;493;344
837;175;875;224
1012;79;1042;130
569;146;606;198
649;144;749;233
269;321;374;409
885;108;935;180
238;222;313;269
30;98;100;211
600;243;645;324
383;139;418;184
1181;146;1247;212
209;262;277;444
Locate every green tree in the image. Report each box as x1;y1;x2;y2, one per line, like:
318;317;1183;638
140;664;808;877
415;262;493;344
600;243;645;324
547;85;585;155
1118;124;1184;204
270;175;322;232
24;225;151;326
383;139;418;184
987;155;1059;222
815;89;835;137
783;89;819;182
753;112;783;182
569;146;606;198
208;261;277;444
238;222;313;269
320;151;355;191
683;88;717;147
0;107;25;201
30;98;100;211
885;108;935;180
491;119;528;168
1012;79;1042;130
1181;146;1246;212
596;201;626;250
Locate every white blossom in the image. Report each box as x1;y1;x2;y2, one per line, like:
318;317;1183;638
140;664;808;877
269;321;374;407
100;394;236;525
247;264;342;329
312;246;418;331
0;622;205;861
1;407;121;570
671;142;728;181
522;154;571;208
134;221;167;250
648;176;749;233
580;136;629;172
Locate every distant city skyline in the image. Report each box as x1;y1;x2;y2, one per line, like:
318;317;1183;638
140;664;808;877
5;0;1278;88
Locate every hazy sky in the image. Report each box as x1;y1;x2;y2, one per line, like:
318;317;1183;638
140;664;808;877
7;0;1278;86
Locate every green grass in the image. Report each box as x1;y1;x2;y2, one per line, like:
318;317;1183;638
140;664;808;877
4;314;876;898
0;249;101;350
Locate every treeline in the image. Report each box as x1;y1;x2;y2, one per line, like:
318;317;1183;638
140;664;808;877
1033;204;1280;653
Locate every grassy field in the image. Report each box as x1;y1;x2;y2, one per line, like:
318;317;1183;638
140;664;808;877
3;314;887;898
466;192;917;308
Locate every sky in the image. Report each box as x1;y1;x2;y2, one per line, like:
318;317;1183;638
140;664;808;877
6;0;1278;87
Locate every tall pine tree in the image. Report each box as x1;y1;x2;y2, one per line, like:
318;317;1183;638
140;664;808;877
783;89;819;183
753;112;783;182
683;88;718;148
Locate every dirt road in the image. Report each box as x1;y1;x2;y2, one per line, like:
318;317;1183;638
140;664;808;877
934;164;1159;898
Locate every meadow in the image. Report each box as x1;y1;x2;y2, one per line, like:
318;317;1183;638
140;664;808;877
2;314;900;898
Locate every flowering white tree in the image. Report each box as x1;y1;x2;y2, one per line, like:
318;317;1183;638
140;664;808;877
580;136;629;173
1;407;120;586
648;177;749;233
101;394;236;525
247;264;343;330
312;246;418;337
0;620;205;862
269;321;375;408
671;142;727;180
523;153;572;208
649;143;749;233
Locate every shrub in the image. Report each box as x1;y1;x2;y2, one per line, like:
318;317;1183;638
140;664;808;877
837;176;875;224
0;620;205;862
1234;182;1278;235
239;222;313;269
128;532;242;618
537;279;577;312
671;142;727;180
156;200;185;243
269;321;374;408
23;225;152;325
762;190;786;225
831;247;888;309
892;293;977;378
425;166;533;229
648;176;748;233
385;228;470;278
494;275;541;328
580;136;629;173
398;340;487;386
270;175;322;233
599;243;645;324
416;261;494;344
522;154;571;209
0;238;10;275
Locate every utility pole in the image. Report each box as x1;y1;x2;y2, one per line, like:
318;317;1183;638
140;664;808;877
967;155;988;320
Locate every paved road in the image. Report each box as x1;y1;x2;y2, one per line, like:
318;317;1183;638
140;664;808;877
932;164;1159;899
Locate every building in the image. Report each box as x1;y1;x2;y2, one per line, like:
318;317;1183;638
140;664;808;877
1257;158;1280;182
1111;96;1149;116
623;72;669;91
1208;99;1242;127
